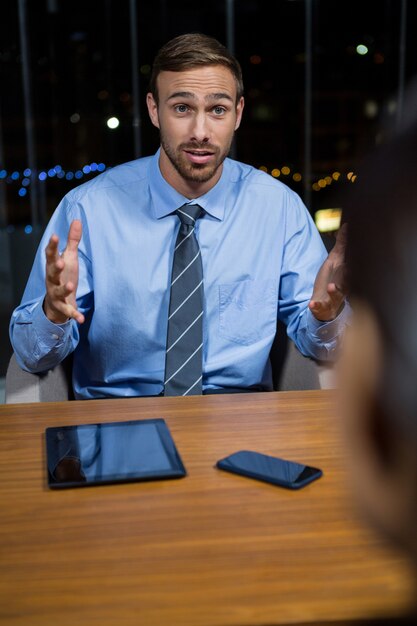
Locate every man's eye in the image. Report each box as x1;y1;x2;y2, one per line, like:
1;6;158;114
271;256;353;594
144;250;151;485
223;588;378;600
213;106;226;115
174;105;189;114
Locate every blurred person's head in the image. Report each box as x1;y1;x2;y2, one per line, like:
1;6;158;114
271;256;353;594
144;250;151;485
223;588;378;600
341;112;417;572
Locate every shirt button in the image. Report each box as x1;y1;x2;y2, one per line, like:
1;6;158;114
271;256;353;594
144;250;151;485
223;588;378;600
51;333;59;340
321;329;328;337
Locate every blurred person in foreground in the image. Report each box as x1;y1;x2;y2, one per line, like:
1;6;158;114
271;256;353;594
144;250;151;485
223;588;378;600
340;111;417;624
10;33;348;399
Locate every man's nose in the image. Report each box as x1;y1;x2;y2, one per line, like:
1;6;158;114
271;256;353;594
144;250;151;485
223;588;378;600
190;112;210;143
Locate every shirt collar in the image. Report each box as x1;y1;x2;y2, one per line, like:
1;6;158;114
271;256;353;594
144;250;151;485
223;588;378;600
149;148;228;221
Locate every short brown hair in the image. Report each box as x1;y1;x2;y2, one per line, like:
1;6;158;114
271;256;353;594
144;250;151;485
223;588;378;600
149;33;244;103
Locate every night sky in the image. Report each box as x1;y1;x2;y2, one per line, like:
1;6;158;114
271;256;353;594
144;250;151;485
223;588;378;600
1;0;416;224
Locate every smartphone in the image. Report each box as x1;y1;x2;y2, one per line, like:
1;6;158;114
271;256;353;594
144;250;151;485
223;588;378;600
216;450;322;490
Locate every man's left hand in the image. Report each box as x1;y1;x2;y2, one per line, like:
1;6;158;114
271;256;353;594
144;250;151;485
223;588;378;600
309;224;347;322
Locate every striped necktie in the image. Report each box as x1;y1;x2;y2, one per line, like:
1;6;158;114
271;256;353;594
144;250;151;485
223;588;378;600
164;204;205;396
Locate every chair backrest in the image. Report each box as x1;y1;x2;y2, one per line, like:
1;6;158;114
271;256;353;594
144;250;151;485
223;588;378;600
270;321;335;391
5;325;334;403
5;353;73;403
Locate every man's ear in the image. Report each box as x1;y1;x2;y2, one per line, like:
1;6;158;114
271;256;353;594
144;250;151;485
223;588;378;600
146;93;160;129
234;96;244;131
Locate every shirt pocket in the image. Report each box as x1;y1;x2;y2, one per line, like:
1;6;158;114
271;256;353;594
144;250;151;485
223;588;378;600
218;279;277;346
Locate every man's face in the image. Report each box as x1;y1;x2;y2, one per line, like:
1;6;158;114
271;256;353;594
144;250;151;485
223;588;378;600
147;65;244;196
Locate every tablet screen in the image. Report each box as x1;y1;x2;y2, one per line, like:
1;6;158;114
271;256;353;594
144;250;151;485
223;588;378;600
45;418;186;488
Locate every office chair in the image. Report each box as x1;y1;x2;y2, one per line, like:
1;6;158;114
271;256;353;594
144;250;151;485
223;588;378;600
271;320;334;391
5;353;73;403
5;325;333;403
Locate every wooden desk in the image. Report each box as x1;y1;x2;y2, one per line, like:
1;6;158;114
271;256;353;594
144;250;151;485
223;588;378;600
0;391;413;626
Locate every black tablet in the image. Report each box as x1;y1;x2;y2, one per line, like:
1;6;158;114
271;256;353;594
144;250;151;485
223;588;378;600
45;418;186;489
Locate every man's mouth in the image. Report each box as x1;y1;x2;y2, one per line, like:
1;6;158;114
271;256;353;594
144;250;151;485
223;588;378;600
183;149;215;165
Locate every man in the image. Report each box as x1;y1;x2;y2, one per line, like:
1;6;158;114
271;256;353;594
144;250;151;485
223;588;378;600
10;33;348;400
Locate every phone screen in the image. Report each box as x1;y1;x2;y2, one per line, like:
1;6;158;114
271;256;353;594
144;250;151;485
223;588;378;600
216;450;322;489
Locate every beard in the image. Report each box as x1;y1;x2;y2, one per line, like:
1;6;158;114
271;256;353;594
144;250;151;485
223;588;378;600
160;134;233;185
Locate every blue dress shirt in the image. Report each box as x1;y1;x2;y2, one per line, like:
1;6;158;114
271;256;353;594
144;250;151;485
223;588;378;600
10;150;348;399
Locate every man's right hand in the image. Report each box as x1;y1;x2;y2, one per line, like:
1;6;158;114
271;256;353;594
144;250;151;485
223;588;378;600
43;219;85;325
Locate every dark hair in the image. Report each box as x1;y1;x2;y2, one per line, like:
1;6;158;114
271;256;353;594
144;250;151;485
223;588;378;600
149;33;244;104
344;116;417;433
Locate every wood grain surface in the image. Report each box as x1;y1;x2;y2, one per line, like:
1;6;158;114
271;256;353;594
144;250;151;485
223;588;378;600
0;390;414;626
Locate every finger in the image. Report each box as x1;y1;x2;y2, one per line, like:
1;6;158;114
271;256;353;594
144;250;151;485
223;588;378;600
313;285;345;318
56;302;85;325
327;282;344;296
314;294;343;312
50;280;76;301
326;223;347;265
66;219;82;253
46;257;65;285
309;295;343;321
45;234;64;285
309;300;328;316
338;222;348;240
327;283;345;308
45;234;60;263
67;307;85;324
49;293;85;324
332;223;348;254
